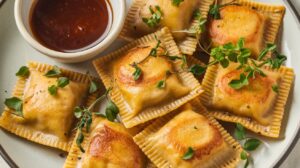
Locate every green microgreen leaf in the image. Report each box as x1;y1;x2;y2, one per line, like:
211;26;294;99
44;65;62;77
234;123;246;140
189;64;206;76
243;138;261;151
240;150;248;160
209;4;221;19
182;147;194;160
142;5;162;28
4;97;23;117
228;73;248;89
74;107;83;119
105;100;119;122
15;66;30;77
89;80;100;94
131;63;142;81
157;80;166;89
258;43;277;61
48;85;58;95
57;77;69;88
172;0;184;6
272;84;279;93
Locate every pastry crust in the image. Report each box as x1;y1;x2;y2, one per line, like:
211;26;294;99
201;62;294;138
209;5;265;58
134;100;242;168
64;118;147;168
93;27;203;128
0;62;96;151
213;63;280;125
120;0;215;55
208;0;285;59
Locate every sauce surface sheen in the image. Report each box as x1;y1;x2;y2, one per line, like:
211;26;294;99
30;0;111;52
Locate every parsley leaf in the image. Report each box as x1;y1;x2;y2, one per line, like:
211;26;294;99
4;97;23;117
105;100;119;122
189;64;206;76
16;66;30;77
131;63;142;81
89;80;99;94
228;73;248;89
172;0;184;6
182;147;194;160
157;80;166;89
44;65;62;77
209;4;221;19
57;77;69;88
272;84;279;93
142;6;162;28
48;85;58;95
243;138;261;151
234;123;246;140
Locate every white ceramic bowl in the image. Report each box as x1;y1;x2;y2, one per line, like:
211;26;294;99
14;0;126;63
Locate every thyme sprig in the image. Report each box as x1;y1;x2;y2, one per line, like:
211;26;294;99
234;123;262;168
193;38;286;90
74;88;119;152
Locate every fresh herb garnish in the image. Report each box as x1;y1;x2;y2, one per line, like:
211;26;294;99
149;38;162;57
272;84;279;93
182;147;194;160
44;65;62;77
201;38;286;90
172;9;206;40
172;0;184;6
89;80;100;94
243;138;261;151
189;64;207;77
142;5;162;28
74;88;119;152
209;0;239;20
4;97;23;117
234;123;246;140
16;66;30;77
57;77;69;88
47;77;70;95
156;71;171;89
48;85;58;95
234;123;262;168
131;63;142;81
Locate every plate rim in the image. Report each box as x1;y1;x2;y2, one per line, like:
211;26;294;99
0;0;299;167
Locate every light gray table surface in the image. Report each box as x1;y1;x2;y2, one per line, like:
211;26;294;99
0;0;299;168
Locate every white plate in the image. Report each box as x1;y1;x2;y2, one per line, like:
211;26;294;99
0;0;299;168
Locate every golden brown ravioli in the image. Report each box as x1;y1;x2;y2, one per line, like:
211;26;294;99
208;5;265;58
0;62;93;151
134;0;201;40
81;119;146;168
134;105;239;168
212;63;280;125
113;43;190;118
22;70;87;141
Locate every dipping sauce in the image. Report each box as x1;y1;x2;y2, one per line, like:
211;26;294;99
30;0;112;52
